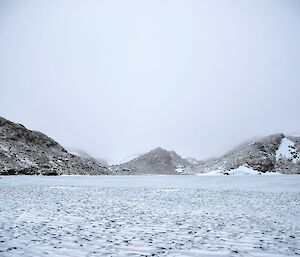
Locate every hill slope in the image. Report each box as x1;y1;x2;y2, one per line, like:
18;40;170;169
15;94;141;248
111;147;192;175
0;117;109;175
190;134;300;174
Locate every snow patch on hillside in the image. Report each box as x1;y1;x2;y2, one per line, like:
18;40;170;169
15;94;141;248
228;166;259;175
0;143;9;152
18;157;37;167
197;166;259;176
175;165;185;173
276;138;299;163
198;166;282;176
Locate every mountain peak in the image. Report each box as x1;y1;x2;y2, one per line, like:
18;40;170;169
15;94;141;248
151;147;167;152
113;147;192;175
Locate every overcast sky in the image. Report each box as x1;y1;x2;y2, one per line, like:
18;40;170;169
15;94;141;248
1;0;300;164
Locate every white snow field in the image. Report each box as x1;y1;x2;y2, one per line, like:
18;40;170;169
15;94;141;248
0;175;299;257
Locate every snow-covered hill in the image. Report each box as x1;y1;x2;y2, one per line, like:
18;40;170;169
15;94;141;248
111;134;300;175
190;134;300;175
111;147;193;175
0;117;109;175
1;116;299;176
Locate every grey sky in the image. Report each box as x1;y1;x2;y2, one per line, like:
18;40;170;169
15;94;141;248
1;0;300;164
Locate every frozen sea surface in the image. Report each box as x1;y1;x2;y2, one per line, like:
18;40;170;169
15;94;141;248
0;175;299;257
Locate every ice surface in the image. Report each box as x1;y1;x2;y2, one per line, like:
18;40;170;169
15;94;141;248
0;175;299;257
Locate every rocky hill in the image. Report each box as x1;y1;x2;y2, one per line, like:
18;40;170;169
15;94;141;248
1;116;299;175
0;117;109;175
111;147;193;175
188;134;300;175
111;134;300;175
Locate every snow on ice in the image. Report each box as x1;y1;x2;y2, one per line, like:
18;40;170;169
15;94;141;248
0;175;299;257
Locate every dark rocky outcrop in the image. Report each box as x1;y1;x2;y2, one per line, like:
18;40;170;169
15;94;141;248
0;117;109;175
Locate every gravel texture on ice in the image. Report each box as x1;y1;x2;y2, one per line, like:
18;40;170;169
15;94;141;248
0;175;299;257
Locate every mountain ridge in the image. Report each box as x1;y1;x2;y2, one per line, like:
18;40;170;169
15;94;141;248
0;116;299;175
112;134;300;175
110;147;192;175
0;116;109;175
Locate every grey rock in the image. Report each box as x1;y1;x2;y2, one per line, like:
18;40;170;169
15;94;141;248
189;134;300;174
111;147;193;175
0;117;109;175
1;116;299;175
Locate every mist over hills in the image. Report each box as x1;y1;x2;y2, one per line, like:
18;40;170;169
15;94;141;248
0;116;299;175
112;135;300;175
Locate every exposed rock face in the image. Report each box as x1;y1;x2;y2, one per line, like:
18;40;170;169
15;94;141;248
111;147;192;175
0;117;109;175
189;134;300;174
111;134;300;175
1;116;299;175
